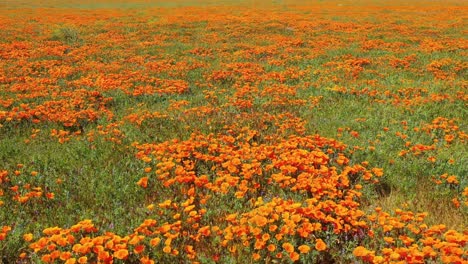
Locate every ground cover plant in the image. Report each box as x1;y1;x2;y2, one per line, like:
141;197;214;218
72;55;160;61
0;0;467;263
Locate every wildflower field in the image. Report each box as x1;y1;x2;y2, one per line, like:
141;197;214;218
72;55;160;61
0;0;467;263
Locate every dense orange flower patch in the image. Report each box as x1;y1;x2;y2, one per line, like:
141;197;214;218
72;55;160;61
0;0;466;263
355;208;468;263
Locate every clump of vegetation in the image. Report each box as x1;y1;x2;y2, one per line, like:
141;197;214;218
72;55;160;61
50;26;82;45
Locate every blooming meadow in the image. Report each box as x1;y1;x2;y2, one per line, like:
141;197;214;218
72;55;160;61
0;0;466;263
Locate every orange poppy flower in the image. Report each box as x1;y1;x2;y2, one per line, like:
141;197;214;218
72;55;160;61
252;253;261;261
59;251;72;261
137;177;148;188
134;244;145;254
77;257;88;264
282;242;294;253
267;244;276;252
150;237;161;247
114;249;129;260
290;251;300;261
65;258;76;264
353;246;368;257
23;233;33;242
298;244;310;254
163;246;171;254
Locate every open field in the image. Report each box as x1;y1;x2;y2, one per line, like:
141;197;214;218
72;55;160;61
0;0;467;263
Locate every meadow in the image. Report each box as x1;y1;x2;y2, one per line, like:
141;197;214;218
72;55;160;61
0;0;466;263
